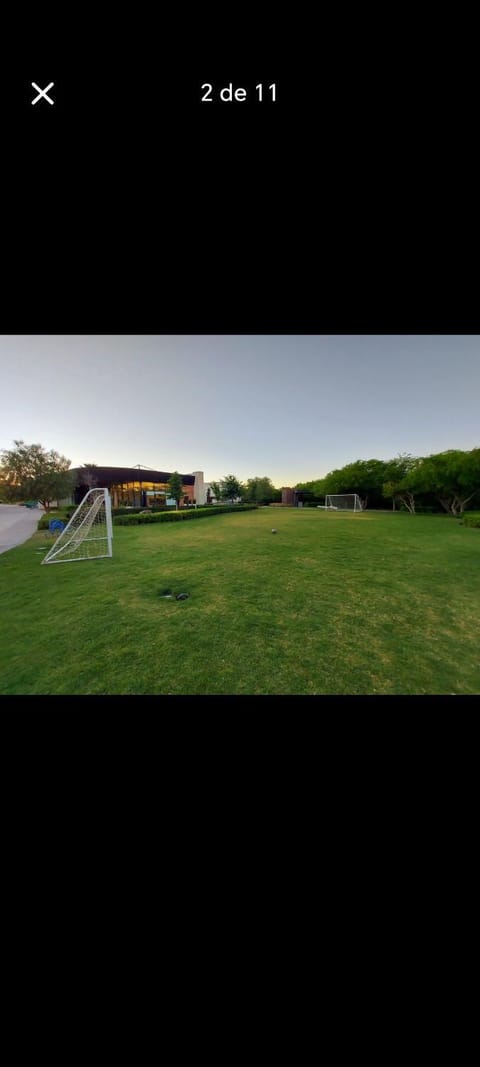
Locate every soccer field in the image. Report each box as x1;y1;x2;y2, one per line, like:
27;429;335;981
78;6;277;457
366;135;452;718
1;508;479;695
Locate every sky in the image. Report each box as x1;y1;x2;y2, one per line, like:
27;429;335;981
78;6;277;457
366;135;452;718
0;335;479;486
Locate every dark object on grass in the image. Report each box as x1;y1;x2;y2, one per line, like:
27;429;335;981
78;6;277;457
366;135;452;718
271;529;277;533
158;588;189;600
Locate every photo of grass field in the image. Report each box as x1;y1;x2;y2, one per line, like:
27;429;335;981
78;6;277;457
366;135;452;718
1;507;478;695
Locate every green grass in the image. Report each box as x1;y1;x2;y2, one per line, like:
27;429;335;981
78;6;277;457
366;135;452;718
1;509;479;694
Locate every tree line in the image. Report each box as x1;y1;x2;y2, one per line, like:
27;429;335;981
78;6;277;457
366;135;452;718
209;475;281;505
0;442;283;511
4;440;477;516
295;449;480;515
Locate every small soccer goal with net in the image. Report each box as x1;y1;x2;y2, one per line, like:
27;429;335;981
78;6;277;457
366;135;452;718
321;494;363;512
41;488;113;564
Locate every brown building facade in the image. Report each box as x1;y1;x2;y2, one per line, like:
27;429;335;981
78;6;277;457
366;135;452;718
281;487;309;507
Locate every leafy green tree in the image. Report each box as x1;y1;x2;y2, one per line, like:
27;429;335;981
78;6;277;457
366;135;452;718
319;459;389;508
406;449;480;515
0;470;21;503
244;476;278;504
244;477;258;503
209;481;221;503
220;475;242;503
295;478;327;500
0;440;73;512
382;454;418;512
167;471;184;510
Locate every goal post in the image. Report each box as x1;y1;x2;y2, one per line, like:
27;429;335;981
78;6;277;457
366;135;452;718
324;494;363;512
42;488;113;564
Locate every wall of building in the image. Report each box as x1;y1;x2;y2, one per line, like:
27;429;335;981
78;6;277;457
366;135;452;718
193;471;206;505
71;467;204;507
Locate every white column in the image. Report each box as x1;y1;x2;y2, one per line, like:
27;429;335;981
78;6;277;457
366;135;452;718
193;471;206;505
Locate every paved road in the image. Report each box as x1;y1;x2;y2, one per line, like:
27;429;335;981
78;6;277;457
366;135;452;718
0;504;43;554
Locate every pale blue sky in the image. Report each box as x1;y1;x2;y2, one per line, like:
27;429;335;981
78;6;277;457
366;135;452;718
0;335;478;486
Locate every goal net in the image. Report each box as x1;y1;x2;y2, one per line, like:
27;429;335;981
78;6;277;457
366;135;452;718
42;488;113;564
324;494;363;512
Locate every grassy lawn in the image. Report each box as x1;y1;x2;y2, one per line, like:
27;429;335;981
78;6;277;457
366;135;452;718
1;508;479;695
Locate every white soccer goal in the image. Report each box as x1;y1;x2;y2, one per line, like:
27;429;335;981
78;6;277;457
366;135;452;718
324;494;363;512
42;488;113;564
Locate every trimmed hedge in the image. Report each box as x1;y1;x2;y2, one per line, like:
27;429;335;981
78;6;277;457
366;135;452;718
463;512;480;528
112;505;184;515
114;504;258;526
112;506;144;516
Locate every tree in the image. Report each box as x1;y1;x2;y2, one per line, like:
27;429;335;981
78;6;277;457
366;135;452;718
407;449;480;515
209;481;221;503
382;454;419;512
295;478;327;500
244;476;279;504
167;471;184;510
79;463;99;490
0;440;73;512
325;458;390;509
0;469;21;503
220;475;242;503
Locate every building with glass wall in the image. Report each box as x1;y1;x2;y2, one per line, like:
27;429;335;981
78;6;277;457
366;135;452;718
70;467;207;507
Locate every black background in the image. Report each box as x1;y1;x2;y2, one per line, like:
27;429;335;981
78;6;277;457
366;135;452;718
0;21;476;1027
2;14;477;332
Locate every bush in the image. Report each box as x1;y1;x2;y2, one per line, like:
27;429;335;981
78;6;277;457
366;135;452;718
37;508;76;530
112;505;176;515
113;504;258;526
463;512;480;529
112;506;145;516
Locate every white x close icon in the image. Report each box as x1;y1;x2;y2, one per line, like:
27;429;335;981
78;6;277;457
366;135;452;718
31;82;54;106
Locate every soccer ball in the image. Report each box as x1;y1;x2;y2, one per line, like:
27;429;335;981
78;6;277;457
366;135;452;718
271;529;277;534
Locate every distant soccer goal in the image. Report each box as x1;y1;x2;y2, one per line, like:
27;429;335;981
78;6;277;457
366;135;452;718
324;494;363;512
42;488;113;565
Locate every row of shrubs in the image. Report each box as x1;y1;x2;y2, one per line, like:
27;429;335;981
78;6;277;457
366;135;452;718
39;504;171;521
36;502;258;530
36;504;170;529
112;505;177;515
114;504;258;526
463;512;480;528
